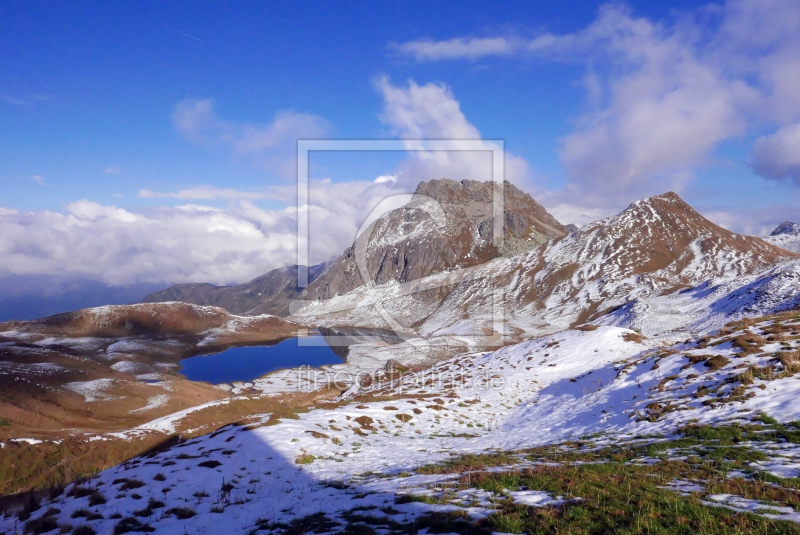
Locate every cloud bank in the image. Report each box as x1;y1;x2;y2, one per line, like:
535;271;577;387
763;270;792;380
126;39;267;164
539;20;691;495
0;180;403;287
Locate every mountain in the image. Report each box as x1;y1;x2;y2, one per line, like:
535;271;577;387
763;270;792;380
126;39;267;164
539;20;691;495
292;191;800;342
764;221;800;253
142;263;327;316
6;183;800;533
300;178;567;302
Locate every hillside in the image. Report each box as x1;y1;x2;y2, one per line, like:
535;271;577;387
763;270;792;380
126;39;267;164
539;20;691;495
142;263;327;316
5;311;800;533
0;303;298;437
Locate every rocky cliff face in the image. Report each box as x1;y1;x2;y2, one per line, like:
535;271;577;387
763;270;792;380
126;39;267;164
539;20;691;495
771;221;800;236
300;179;567;301
142;263;327;316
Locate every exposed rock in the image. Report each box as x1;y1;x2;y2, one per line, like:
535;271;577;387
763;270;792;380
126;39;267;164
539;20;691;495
764;221;800;253
142;263;327;316
300;179;567;301
770;221;800;236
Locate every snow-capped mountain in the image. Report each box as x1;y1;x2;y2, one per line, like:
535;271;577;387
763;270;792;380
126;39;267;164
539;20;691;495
764;221;800;253
300;179;568;302
292;189;800;343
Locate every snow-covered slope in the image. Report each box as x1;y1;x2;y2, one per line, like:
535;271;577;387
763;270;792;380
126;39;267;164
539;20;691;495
293;191;799;346
7;311;800;534
764;221;800;253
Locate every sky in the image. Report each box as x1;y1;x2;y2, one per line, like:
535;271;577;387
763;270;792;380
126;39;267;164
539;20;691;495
2;0;800;306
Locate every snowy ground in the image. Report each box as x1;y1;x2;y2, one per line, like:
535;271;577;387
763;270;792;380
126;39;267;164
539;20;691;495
5;312;800;534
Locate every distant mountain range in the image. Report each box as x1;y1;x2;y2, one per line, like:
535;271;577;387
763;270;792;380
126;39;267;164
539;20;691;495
142;262;328;316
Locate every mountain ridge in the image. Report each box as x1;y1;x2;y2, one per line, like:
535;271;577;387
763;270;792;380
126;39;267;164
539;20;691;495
141;263;327;316
300;178;568;302
291;188;800;345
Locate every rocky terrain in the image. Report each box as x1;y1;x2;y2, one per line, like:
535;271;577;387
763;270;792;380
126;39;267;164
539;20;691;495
765;221;800;253
291;190;800;348
142;263;328;316
300;179;567;303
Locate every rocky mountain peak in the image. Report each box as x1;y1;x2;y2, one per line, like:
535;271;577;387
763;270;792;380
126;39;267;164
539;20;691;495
515;190;798;325
299;178;568;301
764;221;800;253
611;191;749;247
771;221;800;236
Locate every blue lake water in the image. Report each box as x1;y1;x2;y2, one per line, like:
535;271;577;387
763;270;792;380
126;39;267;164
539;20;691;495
178;337;343;384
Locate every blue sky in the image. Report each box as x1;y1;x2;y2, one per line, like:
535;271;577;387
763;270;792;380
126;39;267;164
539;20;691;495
1;0;725;207
2;0;800;296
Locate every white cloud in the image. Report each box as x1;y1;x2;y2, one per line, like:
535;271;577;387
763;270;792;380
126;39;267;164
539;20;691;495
393;34;560;62
391;0;800;217
104;166;122;174
549;4;754;207
374;76;530;188
172;98;331;177
394;37;518;61
752;123;800;184
30;175;46;186
0;180;405;287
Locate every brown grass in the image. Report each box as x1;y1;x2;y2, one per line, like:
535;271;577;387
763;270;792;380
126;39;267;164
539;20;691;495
622;331;647;343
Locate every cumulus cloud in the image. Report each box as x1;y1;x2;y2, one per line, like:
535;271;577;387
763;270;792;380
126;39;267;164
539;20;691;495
29;175;46;186
554;5;754;206
172;98;331;178
374;76;531;188
0;180;404;287
392;0;800;222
